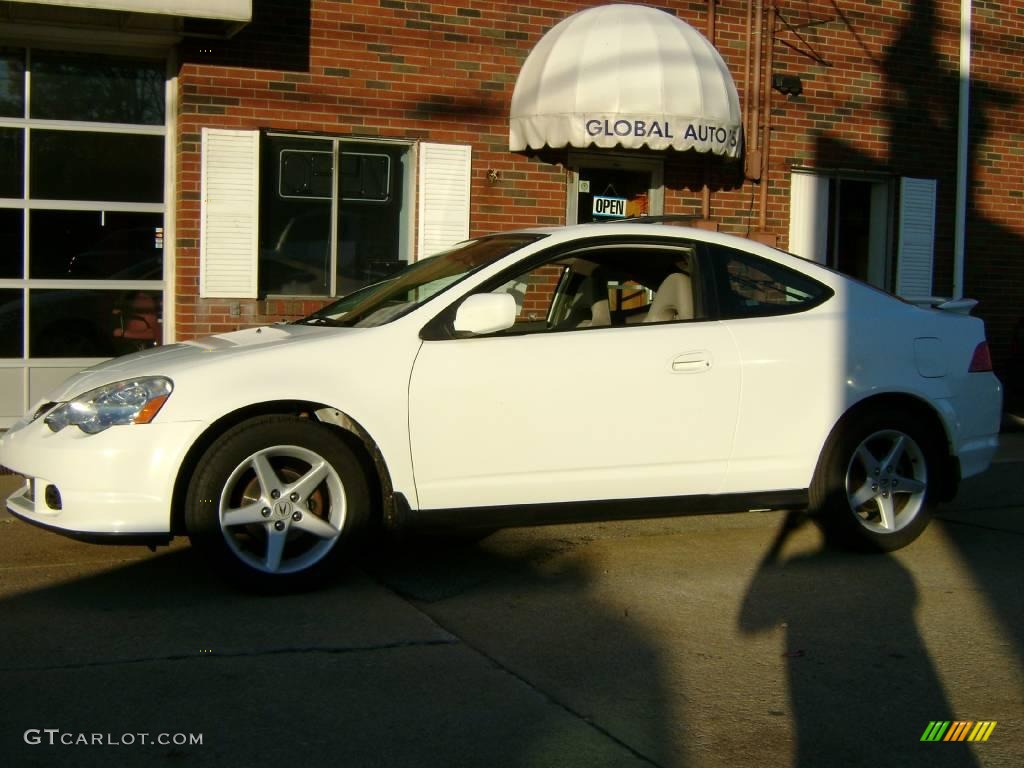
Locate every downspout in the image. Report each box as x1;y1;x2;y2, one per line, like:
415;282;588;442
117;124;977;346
750;0;764;159
758;7;775;231
702;0;717;220
953;0;971;299
742;0;752;140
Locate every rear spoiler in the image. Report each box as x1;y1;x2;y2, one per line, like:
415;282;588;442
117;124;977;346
905;296;979;315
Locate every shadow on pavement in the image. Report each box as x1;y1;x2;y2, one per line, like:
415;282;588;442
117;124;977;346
0;533;675;768
740;512;980;768
360;532;683;765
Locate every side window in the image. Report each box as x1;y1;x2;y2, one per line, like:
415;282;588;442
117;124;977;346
712;246;831;319
477;244;703;335
493;264;568;332
607;279;654;324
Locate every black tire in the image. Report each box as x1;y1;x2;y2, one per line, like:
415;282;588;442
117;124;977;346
185;415;370;591
810;408;938;552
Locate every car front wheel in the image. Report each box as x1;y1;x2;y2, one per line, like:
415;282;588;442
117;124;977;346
812;410;937;552
185;416;370;590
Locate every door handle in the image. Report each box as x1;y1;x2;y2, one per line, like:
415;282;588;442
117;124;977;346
671;352;711;373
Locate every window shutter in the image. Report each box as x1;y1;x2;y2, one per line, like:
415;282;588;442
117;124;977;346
787;172;829;263
200;128;259;298
895;177;937;298
417;142;471;259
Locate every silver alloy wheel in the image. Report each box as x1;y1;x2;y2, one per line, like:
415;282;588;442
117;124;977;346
217;444;347;574
844;429;928;534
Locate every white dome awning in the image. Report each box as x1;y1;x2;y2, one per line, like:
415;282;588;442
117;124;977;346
510;4;743;158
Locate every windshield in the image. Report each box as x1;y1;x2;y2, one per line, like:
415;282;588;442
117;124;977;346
294;233;545;328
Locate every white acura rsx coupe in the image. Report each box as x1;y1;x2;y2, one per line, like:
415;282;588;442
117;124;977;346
0;224;1003;589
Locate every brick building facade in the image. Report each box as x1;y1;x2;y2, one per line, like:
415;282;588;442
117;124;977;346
0;0;1021;424
176;0;1024;369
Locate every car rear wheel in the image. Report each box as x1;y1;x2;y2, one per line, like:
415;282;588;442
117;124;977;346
811;409;936;551
185;416;370;591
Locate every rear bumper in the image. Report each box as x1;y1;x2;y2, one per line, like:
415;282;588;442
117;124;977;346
955;433;1000;480
936;371;1003;481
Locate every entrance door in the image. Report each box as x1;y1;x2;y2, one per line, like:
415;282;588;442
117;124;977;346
576;168;651;223
827;178;891;289
568;154;663;225
788;172;891;290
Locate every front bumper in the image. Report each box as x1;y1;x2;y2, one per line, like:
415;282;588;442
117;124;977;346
1;416;207;537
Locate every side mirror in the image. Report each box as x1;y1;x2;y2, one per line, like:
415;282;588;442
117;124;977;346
453;293;517;335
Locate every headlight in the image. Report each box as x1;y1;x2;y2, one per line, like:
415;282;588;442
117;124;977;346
45;377;173;434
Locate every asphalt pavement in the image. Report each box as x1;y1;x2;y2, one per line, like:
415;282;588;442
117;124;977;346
0;432;1021;767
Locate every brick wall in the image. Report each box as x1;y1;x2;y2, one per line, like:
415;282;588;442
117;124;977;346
175;0;573;339
173;0;1024;376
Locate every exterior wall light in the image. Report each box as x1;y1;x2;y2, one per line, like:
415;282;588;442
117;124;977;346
772;74;803;96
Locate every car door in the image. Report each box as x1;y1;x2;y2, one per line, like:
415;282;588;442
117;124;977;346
705;243;839;493
407;243;743;512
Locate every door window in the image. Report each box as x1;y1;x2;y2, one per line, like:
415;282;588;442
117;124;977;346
575;168;651;223
476;244;703;335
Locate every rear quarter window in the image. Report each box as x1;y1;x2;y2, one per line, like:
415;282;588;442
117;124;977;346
711;245;832;319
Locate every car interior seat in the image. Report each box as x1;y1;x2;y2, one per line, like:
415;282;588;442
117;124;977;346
644;272;694;323
575;269;611;328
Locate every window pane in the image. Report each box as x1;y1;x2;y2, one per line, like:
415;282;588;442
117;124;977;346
303;234;545;328
337;143;407;294
340;153;390;201
29;210;163;279
0;289;23;357
279;150;332;199
713;247;831;319
0;128;24;198
493;264;565;331
30;130;164;203
260;135;332;296
29;288;162;358
0;48;25;118
30;51;164;125
0;208;24;278
481;246;698;334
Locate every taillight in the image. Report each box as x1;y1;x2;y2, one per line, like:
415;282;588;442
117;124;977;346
968;341;993;372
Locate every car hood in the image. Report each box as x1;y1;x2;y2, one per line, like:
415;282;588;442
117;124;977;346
45;324;354;402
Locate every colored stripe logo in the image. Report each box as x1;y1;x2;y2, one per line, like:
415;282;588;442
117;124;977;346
921;721;997;742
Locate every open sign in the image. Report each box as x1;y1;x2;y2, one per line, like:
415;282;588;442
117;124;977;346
592;196;626;218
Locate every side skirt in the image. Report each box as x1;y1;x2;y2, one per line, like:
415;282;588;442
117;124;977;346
397;490;809;533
